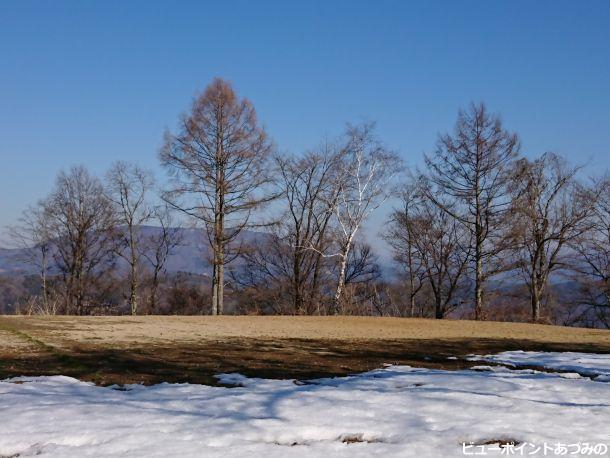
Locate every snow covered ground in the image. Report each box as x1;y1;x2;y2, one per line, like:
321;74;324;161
1;356;609;457
467;350;610;381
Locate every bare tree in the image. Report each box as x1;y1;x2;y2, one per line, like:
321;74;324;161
511;153;595;322
384;183;427;317
233;139;383;316
7;202;54;309
105;161;154;315
414;197;470;319
387;184;470;319
332;123;400;313
43;166;116;314
274;146;343;314
160;78;274;315
142;204;183;313
570;175;610;328
424;103;519;319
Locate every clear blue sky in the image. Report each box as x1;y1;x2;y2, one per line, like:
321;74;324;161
1;0;609;235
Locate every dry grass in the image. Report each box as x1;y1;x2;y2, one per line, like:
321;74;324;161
0;316;608;386
2;315;609;346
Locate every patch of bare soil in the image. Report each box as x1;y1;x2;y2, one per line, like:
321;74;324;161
0;316;608;386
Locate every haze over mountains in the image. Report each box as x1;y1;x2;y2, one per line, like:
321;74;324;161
0;226;269;277
0;225;578;295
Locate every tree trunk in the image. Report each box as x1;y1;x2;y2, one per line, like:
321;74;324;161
474;258;483;320
435;300;443;319
474;155;484;320
332;253;349;315
212;259;219;316
531;287;541;322
431;276;443;319
474;229;484;320
211;150;225;315
129;262;138;315
217;250;224;315
333;231;357;314
409;292;416;318
530;268;544;322
211;237;225;316
130;275;138;315
75;264;84;315
149;272;159;314
129;226;138;315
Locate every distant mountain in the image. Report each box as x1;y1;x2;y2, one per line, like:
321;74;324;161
0;226;271;277
0;248;35;276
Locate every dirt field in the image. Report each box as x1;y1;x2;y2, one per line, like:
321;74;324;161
1;316;608;385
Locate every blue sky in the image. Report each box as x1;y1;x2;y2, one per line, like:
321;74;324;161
1;1;609;239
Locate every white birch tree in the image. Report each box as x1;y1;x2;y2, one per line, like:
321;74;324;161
332;123;400;313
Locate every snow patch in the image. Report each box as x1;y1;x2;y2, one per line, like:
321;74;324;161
0;360;609;457
468;351;610;379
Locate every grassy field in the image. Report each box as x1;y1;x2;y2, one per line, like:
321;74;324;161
1;315;609;385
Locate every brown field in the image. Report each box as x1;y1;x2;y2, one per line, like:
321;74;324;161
1;315;608;386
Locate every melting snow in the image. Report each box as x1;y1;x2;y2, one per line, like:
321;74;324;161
0;358;609;457
467;350;610;380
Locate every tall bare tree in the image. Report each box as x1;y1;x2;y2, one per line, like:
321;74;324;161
233;147;342;315
332;123;399;313
105;161;154;315
570;175;610;328
424;103;519;319
511;153;595;322
43;166;116;314
275;146;343;313
160;78;274;315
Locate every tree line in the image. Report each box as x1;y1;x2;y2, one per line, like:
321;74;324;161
4;78;609;327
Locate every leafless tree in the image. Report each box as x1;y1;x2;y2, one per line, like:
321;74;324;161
233;142;364;316
105;161;154;315
7;202;54;309
273;146;343;314
570;175;610;328
387;183;470;319
142;204;183;313
43;166;116;314
510;153;595;322
160;78;274;315
384;183;427;317
423;103;519;319
415;198;470;319
332;123;400;313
